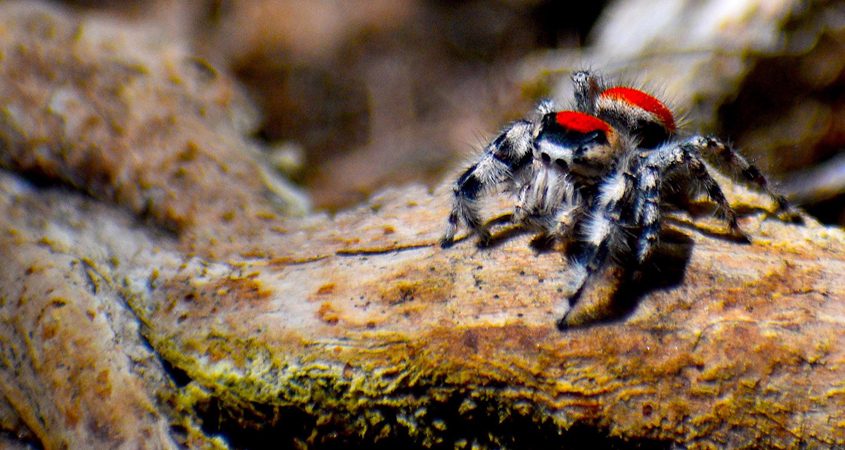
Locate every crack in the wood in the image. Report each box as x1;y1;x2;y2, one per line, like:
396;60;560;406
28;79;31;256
269;255;331;266
335;242;434;257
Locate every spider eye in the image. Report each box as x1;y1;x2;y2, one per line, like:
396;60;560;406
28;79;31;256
540;152;551;164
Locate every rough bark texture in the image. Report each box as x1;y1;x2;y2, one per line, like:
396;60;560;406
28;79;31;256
1;2;845;450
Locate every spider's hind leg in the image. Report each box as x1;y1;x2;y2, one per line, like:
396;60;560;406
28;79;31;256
632;141;748;265
690;135;796;218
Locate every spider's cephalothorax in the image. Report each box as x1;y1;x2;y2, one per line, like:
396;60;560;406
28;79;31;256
441;71;794;328
534;110;622;182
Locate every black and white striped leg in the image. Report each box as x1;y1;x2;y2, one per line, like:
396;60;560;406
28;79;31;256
558;157;638;328
441;120;535;247
571;154;639;284
690;135;792;213
514;161;581;243
631;156;662;264
632;143;743;264
442;168;489;247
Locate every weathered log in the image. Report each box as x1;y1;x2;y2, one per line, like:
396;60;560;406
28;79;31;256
4;165;845;448
1;2;845;450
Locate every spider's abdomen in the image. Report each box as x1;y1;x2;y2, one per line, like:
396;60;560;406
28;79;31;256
597;87;676;148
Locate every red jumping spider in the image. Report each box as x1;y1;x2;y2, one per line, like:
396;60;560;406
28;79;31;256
441;70;793;328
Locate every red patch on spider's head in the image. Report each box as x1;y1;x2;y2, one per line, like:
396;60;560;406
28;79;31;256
600;87;676;132
554;111;611;134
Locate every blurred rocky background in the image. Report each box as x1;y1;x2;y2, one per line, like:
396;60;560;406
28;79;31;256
59;0;845;224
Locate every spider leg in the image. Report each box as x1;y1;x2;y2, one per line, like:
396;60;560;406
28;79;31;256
632;141;745;264
571;70;604;115
441;119;535;247
558;155;638;328
580;155;638;271
689;135;793;214
514;161;582;243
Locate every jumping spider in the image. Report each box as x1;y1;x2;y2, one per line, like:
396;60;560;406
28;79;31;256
441;70;793;328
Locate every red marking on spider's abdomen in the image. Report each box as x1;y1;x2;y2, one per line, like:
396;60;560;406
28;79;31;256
601;87;676;132
554;111;611;134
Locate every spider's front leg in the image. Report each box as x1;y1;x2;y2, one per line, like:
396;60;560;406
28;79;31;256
513;160;582;245
690;135;794;216
440;119;535;247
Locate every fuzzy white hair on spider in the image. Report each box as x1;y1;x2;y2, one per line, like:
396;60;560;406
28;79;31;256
441;70;794;328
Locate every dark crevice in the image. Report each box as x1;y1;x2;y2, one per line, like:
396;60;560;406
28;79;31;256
158;356;192;388
801;192;845;225
4;166;86;192
0;427;43;450
194;387;675;450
